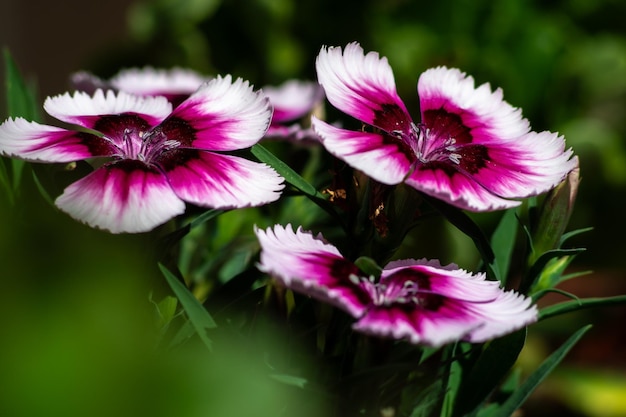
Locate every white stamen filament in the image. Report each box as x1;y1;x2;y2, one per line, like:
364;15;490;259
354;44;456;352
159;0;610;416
349;273;424;307
407;123;462;165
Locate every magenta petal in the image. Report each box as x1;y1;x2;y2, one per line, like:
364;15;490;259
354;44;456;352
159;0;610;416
312;118;413;185
169;75;272;151
406;164;521;211
0;117;116;162
381;262;506;304
353;261;538;346
255;224;370;317
316;43;412;133
405;132;577;211
44;90;172;129
411;66;577;210
418;67;531;141
469;131;578;200
354;291;536;347
353;302;482;347
55;161;185;233
162;150;284;208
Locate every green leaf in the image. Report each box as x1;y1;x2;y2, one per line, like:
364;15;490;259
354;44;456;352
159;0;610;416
168;320;196;349
31;168;55;206
0;158;12;203
159;263;217;351
539;295;626;321
441;351;464;417
251;143;345;227
189;208;226;229
354;256;383;279
251;144;323;198
490;324;592;417
4;48;40;120
158;208;226;259
532;288;580;303
453;329;527;417
406;379;446;417
268;374;308;388
559;227;593;246
153;295;179;328
520;248;585;294
532;256;572;293
490;208;519;285
2;49;40;201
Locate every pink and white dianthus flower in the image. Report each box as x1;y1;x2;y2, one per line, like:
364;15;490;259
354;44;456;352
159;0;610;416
0;75;284;233
312;42;577;211
73;68;324;141
255;224;537;347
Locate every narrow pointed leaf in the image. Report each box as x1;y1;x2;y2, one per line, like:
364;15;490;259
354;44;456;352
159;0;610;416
490;208;519;285
453;329;527;417
3;49;40;199
189;208;226;229
559;227;593;246
159;263;217;351
490;324;592;417
31;169;55;206
251;144;323;198
521;248;585;294
539;295;626;321
0;158;12;203
4;48;40;120
441;353;463;417
269;374;308;388
251;144;344;226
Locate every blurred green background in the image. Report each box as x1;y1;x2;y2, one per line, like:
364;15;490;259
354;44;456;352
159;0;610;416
1;0;625;416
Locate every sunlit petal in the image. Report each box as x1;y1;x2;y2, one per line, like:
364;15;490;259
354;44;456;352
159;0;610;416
55;160;185;233
44;90;172;129
255;224;370;317
169;75;272;151
316;42;412;134
0;117;116;162
161;150;283;209
312;117;412;185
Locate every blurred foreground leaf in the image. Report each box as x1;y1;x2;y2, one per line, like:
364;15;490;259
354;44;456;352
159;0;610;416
2;49;40;203
159;263;216;350
491;324;592;417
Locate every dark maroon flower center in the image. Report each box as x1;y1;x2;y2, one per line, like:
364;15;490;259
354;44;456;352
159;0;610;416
94;114;194;165
373;104;490;175
348;268;444;312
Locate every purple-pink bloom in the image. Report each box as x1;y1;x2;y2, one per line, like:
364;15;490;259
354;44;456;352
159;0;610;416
71;67;210;106
255;224;537;347
72;68;324;141
0;75;285;233
263;80;325;141
312;42;578;211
